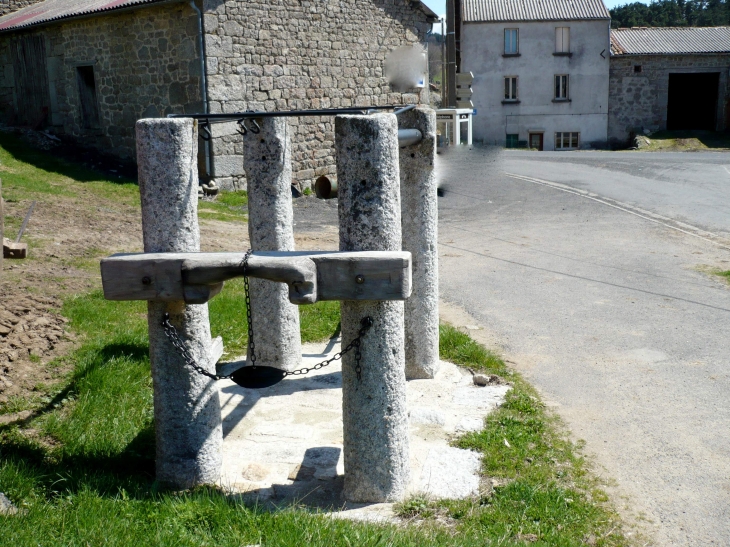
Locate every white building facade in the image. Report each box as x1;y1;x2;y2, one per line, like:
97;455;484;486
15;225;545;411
459;0;611;150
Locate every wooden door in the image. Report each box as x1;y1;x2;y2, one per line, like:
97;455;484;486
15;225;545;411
529;133;543;151
11;35;49;127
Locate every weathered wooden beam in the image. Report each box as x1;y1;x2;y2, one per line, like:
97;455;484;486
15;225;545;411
100;251;411;304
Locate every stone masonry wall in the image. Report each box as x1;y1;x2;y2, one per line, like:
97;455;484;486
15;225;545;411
0;4;203;159
203;0;432;191
608;53;730;144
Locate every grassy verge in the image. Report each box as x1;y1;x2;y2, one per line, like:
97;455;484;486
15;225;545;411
0;132;139;205
394;326;628;546
1;290;628;545
198;190;249;222
715;270;730;282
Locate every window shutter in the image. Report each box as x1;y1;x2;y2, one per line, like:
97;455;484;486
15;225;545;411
555;28;570;53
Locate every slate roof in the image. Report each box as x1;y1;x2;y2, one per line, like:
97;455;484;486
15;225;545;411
0;0;438;32
610;26;730;55
463;0;610;23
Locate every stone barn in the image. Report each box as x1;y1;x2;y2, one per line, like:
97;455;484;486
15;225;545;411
0;0;436;190
608;26;730;144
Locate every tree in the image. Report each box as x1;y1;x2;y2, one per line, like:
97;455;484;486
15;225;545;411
610;0;730;28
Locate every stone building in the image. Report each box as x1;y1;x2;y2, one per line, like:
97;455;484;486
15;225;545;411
608;27;730;144
0;0;436;190
458;0;611;150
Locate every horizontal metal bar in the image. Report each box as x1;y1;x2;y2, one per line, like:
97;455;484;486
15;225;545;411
394;104;417;116
398;128;423;147
167;105;406;122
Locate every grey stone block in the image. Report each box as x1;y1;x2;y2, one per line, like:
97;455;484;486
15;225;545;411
399;106;439;380
213;154;244;177
136;117;222;489
242;117;301;372
336;113;409;503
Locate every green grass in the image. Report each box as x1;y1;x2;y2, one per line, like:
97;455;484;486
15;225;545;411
0;296;628;546
716;270;730;281
206;278;340;358
0;132;139;206
0;395;42;415
198;191;248;222
392;325;628;546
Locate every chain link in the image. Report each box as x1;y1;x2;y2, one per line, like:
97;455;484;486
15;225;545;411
160;249;373;384
241;249;256;368
161;314;224;380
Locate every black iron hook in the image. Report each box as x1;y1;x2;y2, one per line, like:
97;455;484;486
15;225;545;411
199;120;212;141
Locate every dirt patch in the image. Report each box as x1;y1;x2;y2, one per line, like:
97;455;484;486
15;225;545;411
292;194;338;233
1;181;143;410
1;143;338;410
0;294;70;405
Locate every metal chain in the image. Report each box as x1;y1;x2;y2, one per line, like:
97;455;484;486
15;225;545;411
241;249;256;369
161;314;222;380
159;250;373;383
286;316;373;381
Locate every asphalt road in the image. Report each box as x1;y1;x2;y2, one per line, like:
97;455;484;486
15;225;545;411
505;150;730;238
436;147;730;546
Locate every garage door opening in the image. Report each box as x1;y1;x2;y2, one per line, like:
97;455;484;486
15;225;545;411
667;72;719;131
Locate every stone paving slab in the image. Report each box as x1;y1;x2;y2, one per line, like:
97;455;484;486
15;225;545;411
219;337;510;513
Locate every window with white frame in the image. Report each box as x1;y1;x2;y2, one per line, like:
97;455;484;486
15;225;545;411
554;74;569;100
504;76;518;100
555;27;570;53
504;29;519;54
555;132;579;149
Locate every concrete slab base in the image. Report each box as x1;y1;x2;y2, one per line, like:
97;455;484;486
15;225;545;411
219;336;510;514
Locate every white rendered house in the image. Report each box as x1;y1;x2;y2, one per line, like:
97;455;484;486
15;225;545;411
458;0;611;150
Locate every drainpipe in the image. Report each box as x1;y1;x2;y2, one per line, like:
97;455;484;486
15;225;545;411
190;0;213;179
446;0;456;108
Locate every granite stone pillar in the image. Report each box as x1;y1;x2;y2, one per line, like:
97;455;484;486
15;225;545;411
398;106;439;379
336;113;409;503
137;118;222;489
242;117;301;372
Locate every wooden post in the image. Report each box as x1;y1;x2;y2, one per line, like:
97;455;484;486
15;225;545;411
399;107;440;379
336;113;410;503
242;117;301;372
136;118;222;489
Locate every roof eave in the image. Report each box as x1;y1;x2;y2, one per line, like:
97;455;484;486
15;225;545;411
612;50;730;56
0;0;184;34
417;0;439;22
463;16;610;23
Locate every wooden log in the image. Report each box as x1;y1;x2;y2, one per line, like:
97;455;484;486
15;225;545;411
100;251;411;304
3;238;27;259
